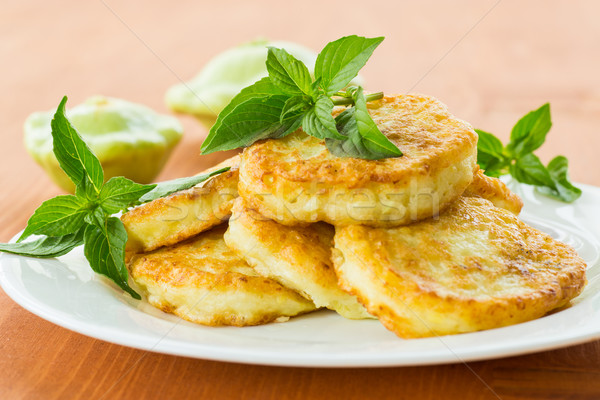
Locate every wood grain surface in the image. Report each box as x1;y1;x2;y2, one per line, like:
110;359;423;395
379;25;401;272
1;1;599;399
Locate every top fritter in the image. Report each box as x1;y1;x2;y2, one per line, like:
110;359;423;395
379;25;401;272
239;94;479;227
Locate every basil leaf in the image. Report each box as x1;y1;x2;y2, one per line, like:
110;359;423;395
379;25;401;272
0;229;84;258
509;153;554;187
280;95;312;124
476;103;580;203
200;95;295;154
139;167;230;203
353;87;402;158
2;95;238;300
201;37;393;160
75;175;100;201
315;35;384;96
51;96;104;194
202;77;285;154
476;129;508;176
476;129;504;160
83;217;140;299
326;108;369;158
266;47;313;96
537;156;582;202
506;103;551;158
18;195;89;242
84;205;108;229
477;158;507;178
302;95;345;140
99;176;156;214
282;115;304;137
310;77;322;95
278;96;307;136
326;94;402;160
326;107;389;160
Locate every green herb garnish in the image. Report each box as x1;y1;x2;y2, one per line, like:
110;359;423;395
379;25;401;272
200;35;403;160
477;103;581;202
1;96;229;298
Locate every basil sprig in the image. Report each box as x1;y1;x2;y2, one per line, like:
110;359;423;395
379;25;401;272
1;96;229;298
200;35;402;160
476;103;581;202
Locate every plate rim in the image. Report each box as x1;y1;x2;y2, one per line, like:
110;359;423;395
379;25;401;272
1;182;600;368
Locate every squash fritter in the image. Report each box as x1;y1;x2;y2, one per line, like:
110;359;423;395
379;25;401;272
464;168;523;214
332;197;587;338
238;94;478;227
224;198;372;319
122;155;240;253
128;224;315;326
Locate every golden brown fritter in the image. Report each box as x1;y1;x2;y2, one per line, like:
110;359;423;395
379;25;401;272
122;155;240;253
332;197;587;338
128;224;315;327
224;198;372;319
238;94;478;227
464;168;523;214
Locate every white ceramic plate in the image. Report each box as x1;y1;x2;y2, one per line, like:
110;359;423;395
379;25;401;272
1;182;600;368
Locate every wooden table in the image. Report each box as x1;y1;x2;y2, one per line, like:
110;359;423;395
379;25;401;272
1;1;599;398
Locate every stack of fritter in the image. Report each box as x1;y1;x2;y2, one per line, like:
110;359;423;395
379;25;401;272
121;95;586;338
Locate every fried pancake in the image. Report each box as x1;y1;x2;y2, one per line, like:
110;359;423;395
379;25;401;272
122;155;240;253
224;198;372;319
238;94;478;227
463;168;523;214
332;197;587;338
128;224;315;326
